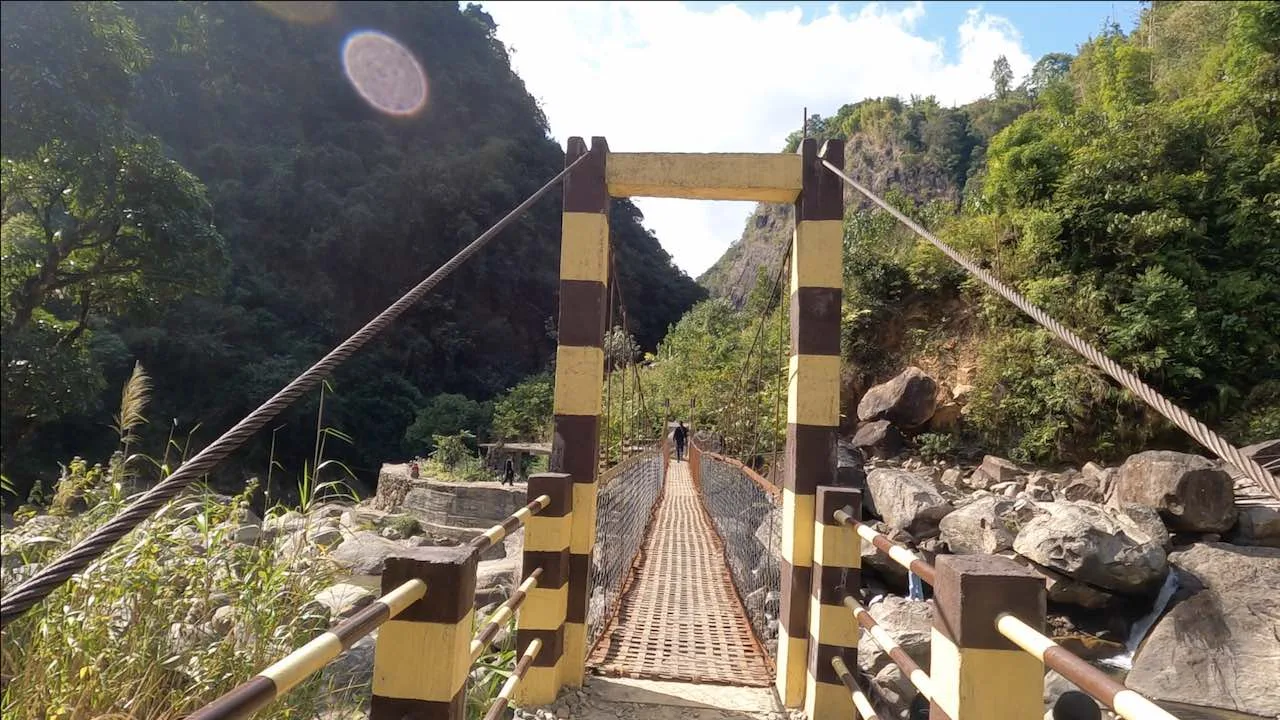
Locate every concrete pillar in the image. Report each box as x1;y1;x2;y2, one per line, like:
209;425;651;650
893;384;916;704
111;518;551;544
551;136;610;687
805;486;862;719
778;137;845;707
515;472;574;705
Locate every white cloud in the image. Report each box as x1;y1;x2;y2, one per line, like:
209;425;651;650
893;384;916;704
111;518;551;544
478;1;1033;276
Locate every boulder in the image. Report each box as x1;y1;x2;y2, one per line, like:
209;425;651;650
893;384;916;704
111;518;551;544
939;495;1021;555
1013;502;1166;594
1113;504;1171;550
1058;478;1103;504
306;523;344;549
858;596;932;717
938;467;964;489
1116;451;1235;532
328;531;407;576
968;455;1024;490
1127;543;1280;718
865;469;954;535
314;583;376;620
1230;505;1280;548
851;421;904;459
857;367;938;428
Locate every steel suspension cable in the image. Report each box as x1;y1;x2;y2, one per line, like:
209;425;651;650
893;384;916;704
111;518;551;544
730;238;793;459
609;244;654;447
821;159;1279;500
0;153;591;626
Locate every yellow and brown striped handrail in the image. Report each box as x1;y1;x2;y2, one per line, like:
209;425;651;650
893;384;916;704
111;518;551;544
995;612;1176;720
470;569;542;663
482;637;543;720
842;594;933;701
833;507;936;585
189;578;427;720
468;494;553;552
830;656;882;720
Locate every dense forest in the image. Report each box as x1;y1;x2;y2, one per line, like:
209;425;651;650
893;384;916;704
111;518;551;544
0;1;705;500
695;1;1279;464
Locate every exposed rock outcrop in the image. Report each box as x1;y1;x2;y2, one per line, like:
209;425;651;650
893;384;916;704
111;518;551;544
1127;543;1280;717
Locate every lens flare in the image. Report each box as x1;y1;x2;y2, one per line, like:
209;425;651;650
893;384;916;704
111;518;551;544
342;31;428;116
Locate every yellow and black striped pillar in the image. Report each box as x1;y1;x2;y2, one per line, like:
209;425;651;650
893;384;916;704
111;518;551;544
515;472;574;706
371;547;477;719
778;137;845;707
806;486;861;718
929;555;1045;720
551;135;609;688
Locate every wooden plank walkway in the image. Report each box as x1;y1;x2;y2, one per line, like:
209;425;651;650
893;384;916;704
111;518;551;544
587;460;773;687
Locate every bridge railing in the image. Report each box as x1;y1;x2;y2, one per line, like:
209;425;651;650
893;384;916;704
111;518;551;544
588;446;664;649
826;503;1176;720
189;480;570;720
691;444;782;660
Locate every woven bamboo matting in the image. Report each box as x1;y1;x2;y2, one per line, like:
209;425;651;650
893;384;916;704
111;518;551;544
587;460;772;686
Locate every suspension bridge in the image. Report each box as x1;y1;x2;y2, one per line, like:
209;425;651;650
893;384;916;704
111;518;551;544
3;136;1276;720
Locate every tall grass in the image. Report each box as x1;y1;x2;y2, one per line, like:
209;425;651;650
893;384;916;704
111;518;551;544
0;372;360;719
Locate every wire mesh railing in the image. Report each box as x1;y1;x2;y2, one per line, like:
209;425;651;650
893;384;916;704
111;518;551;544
694;449;781;658
588;447;664;648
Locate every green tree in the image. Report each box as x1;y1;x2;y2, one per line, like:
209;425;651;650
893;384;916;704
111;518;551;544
991;55;1014;98
403;393;492;453
492;374;554;441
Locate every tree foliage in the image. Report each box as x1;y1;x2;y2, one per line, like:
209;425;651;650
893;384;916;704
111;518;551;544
0;2;703;497
820;2;1280;461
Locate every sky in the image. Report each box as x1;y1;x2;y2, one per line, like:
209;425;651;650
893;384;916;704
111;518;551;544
477;1;1143;277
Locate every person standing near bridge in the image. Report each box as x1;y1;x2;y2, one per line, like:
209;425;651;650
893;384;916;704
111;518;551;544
674;421;688;462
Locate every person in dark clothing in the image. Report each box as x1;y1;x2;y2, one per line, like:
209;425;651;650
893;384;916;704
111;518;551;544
502;458;516;486
674;421;689;462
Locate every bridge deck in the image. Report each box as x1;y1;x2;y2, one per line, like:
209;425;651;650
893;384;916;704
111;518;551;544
588;460;772;686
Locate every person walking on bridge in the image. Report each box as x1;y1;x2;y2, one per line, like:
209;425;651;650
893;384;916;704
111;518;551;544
674;421;689;462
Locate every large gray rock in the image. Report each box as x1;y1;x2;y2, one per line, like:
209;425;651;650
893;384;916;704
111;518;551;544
328;531;407;576
1128;543;1280;717
1013;502;1166;594
1116;450;1236;532
1230;505;1280;548
866;468;954;535
851;420;904;459
857;367;938;428
939;495;1023;554
968;455;1025;490
857;597;932;718
314;583;376;620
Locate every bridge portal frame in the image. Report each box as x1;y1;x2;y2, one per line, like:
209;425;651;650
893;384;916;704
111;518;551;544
550;136;849;712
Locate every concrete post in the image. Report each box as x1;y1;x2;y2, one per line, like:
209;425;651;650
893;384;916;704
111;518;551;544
371;547;477;719
928;555;1045;720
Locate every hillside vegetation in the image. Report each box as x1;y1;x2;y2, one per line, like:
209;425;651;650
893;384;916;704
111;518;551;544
697;1;1279;463
0;2;704;500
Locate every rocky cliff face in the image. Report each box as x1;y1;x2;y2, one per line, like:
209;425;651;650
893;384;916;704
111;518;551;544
699;99;983;304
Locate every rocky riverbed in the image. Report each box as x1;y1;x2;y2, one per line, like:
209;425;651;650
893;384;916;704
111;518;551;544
844;366;1280;720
